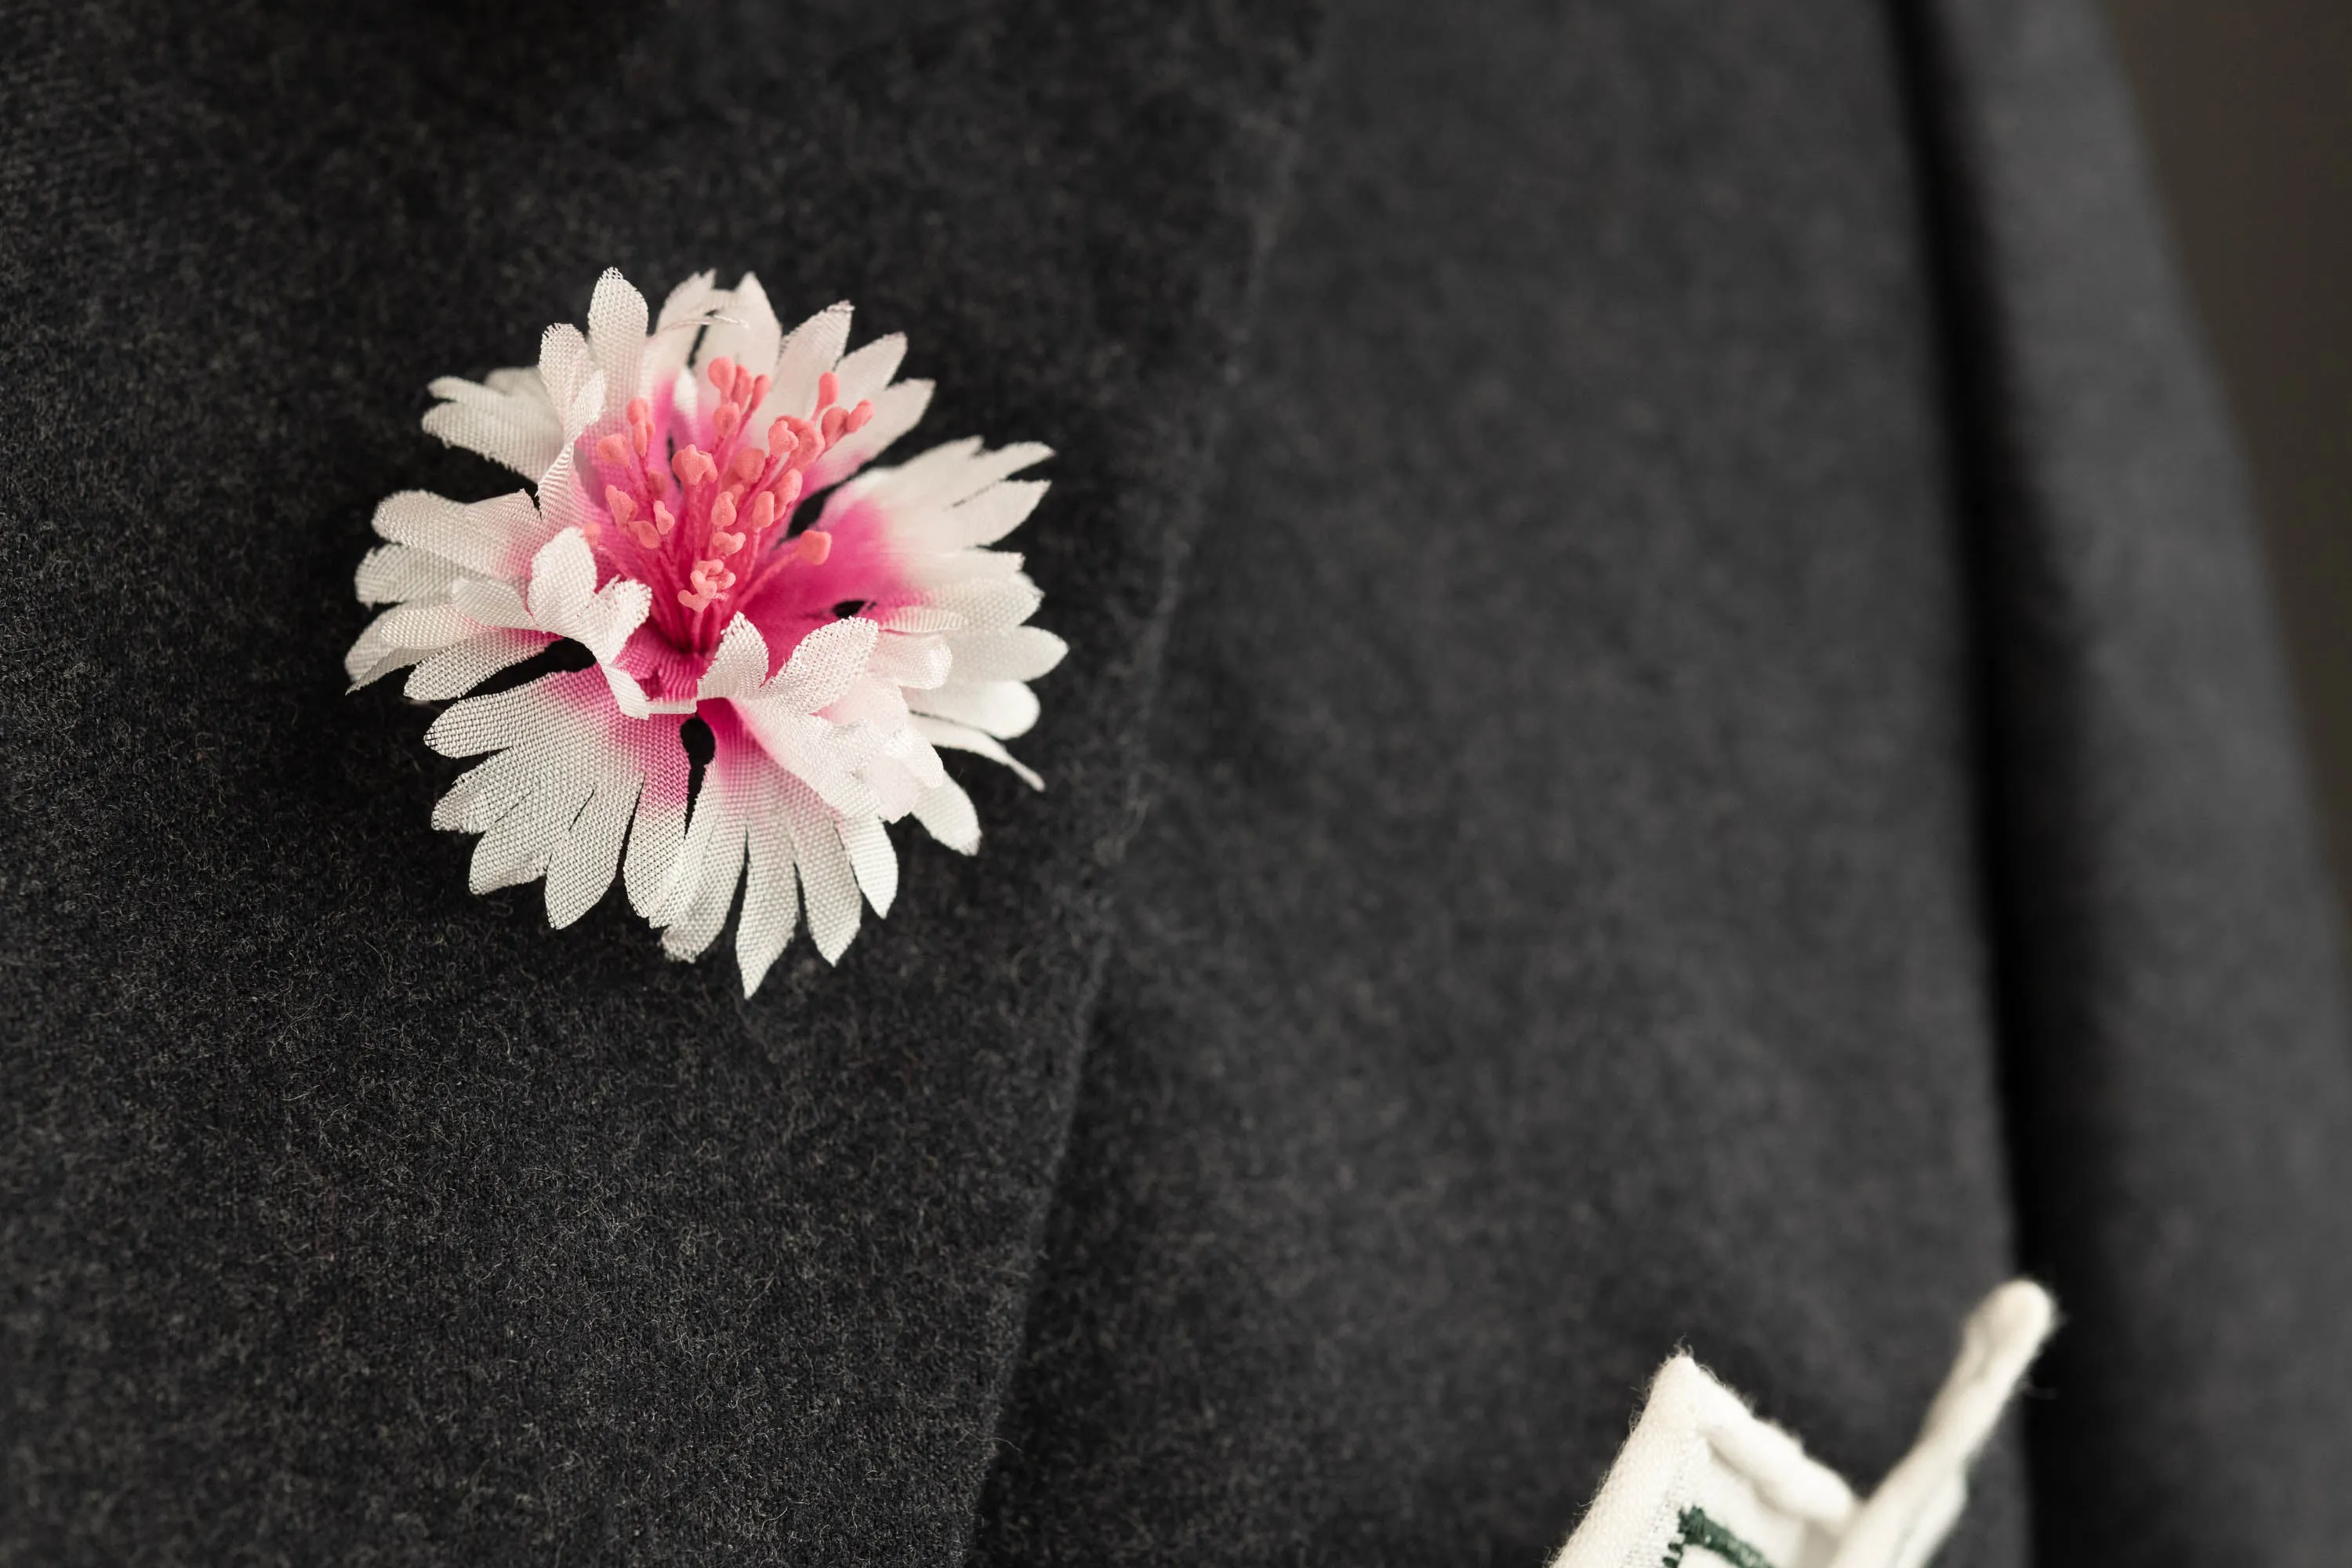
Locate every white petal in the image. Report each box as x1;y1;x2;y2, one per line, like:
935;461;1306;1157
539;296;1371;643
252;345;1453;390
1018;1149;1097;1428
482;366;544;398
618;710;698;917
600;663;688;720
422;377;565;479
546;774;638;927
909;679;1040;739
356;543;465;606
524;528;597;624
903;548;1029;590
577;577;652;665
878;724;949;792
837;815;898;917
537;323;604;438
449;579;533;630
434;746;542;833
647;270;724;386
349;645;426;690
372;490;547;579
909;774;983;853
428;669;583;757
700;272;784;383
655;270;722;332
859;437;1052;514
345;625;396;687
733;706;881;819
787;791;862;964
470;770;595;895
866;630;952;690
586;267;648;418
922;575;1045;631
909;714;1045;791
534;448;596;539
766;616;880;713
931;441;1054;508
941;478;1049;548
820;673;912;729
871;603;968;634
857;751;927;821
622;771;691;921
695;614;771;701
946;626;1067;683
419;669;691;934
661;813;746;961
404;627;550;702
345;609;429;689
430;370;546;414
375;601;477;652
804;379;935;492
830;332;906;407
736;813;800;996
764;300;854;423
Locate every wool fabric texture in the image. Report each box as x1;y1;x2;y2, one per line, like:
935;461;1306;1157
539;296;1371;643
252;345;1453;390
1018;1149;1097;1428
5;1;2351;1565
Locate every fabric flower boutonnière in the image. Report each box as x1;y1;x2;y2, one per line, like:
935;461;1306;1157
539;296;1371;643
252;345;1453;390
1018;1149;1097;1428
347;270;1064;993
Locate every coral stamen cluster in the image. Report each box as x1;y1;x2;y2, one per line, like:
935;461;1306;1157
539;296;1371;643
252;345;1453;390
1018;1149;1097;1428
589;359;873;649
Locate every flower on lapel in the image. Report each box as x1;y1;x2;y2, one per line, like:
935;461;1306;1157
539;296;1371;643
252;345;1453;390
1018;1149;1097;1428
347;269;1063;993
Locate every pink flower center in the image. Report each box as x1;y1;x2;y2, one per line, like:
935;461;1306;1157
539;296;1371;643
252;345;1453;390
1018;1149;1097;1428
582;358;875;660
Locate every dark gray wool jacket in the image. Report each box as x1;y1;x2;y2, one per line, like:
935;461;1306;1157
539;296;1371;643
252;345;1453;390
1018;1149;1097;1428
6;0;2350;1563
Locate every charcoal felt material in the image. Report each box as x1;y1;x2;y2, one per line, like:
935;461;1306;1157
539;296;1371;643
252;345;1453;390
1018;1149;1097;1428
5;1;2352;1566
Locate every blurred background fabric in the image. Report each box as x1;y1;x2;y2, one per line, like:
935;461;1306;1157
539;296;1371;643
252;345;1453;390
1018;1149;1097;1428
2103;0;2352;922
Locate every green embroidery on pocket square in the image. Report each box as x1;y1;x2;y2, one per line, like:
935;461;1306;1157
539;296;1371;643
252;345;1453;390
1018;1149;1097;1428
1661;1507;1776;1568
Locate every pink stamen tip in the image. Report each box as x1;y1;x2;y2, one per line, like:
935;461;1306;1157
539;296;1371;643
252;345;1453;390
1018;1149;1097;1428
673;447;718;487
710;529;746;556
596;433;630;466
767;418;799;458
750;374;771;410
847;400;874;434
776;470;804;510
713;403;742;441
731;446;764;483
816;371;839;411
795;529;832;566
626;517;662;550
709;358;736;394
652;500;677;538
677;587;713;612
820;405;848;443
711;492;738;532
603;485;637;524
749;492;777;531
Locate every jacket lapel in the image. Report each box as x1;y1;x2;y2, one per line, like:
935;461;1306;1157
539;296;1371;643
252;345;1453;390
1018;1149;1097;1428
0;1;1323;1559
